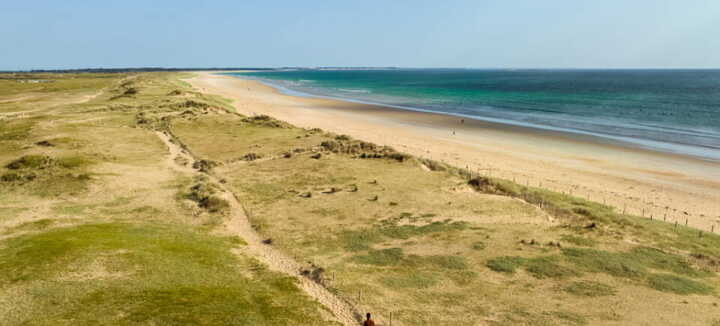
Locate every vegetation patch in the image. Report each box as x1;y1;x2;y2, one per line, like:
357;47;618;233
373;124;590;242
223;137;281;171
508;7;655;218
5;154;90;170
564;281;616;297
182;175;230;214
471;241;486;250
426;255;468;270
524;256;581;279
0;222;325;325
560;235;597;247
352;248;405;266
381;272;439;289
647;273;713;295
0;120;35;141
486;256;526;274
562;247;709;279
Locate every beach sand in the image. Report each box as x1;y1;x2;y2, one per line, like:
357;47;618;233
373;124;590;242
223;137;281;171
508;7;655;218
187;72;720;231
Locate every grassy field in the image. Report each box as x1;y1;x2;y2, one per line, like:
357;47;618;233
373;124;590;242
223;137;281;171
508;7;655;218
0;72;337;325
2;71;720;325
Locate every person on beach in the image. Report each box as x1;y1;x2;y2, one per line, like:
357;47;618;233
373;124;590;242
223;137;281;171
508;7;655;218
363;313;375;326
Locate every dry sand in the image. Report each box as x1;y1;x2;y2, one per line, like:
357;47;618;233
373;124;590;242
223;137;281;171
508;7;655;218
186;72;720;231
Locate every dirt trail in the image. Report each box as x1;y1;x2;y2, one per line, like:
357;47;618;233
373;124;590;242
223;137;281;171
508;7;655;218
154;130;361;326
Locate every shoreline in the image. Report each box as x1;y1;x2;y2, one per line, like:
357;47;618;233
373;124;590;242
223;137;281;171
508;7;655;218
187;72;720;230
235;75;720;163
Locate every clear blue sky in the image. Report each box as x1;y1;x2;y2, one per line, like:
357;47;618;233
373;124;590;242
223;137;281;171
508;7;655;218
2;0;719;70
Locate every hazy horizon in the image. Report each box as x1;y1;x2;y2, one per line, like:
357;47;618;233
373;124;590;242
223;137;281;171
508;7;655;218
2;0;719;70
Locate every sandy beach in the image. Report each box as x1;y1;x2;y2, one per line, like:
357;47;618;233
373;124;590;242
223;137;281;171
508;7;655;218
187;72;720;231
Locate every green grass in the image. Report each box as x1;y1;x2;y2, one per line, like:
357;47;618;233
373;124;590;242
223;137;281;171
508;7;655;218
0;120;35;141
562;247;649;279
486;256;526;274
378;220;469;240
647;274;713;295
562;247;709;279
339;219;469;252
352;248;404;266
486;255;580;279
471;241;486;250
5;155;55;170
524;256;580;279
0;222;329;325
426;255;468;270
560;235;597;247
563;281;616;297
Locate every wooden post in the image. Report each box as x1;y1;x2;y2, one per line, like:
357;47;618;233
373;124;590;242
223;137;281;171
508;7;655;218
675;221;678;230
642;208;645;218
663;213;667;221
686;218;688;226
623;204;626;215
712;225;715;233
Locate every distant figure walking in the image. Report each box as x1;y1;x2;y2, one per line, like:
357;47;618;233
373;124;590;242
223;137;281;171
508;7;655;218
363;312;375;326
461;118;465;124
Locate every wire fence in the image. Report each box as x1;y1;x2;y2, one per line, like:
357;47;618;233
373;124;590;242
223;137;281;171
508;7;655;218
425;153;720;237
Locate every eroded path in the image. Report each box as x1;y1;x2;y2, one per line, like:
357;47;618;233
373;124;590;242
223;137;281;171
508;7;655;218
155;130;361;326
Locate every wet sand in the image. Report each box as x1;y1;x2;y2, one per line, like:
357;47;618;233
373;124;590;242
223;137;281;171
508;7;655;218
187;72;720;230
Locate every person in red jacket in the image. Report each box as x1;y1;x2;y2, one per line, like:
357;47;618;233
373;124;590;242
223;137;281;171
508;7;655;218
363;312;375;326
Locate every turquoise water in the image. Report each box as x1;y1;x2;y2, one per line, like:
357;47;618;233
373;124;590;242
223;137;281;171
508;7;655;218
229;69;720;160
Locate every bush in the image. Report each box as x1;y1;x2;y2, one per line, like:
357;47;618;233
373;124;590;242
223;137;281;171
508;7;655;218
6;155;53;170
200;196;230;213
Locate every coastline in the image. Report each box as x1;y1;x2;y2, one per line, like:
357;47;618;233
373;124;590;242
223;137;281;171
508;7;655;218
235;74;720;163
187;72;720;230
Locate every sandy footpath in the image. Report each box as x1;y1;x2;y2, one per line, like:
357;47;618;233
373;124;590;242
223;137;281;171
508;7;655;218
186;72;720;231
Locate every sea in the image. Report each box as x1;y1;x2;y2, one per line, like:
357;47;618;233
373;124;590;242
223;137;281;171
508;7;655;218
227;69;720;161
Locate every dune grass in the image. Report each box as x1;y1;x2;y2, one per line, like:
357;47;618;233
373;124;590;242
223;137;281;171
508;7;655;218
0;222;330;325
4;70;719;325
0;72;339;326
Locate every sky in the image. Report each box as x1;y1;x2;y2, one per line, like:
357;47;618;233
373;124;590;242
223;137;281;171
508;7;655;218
2;0;719;70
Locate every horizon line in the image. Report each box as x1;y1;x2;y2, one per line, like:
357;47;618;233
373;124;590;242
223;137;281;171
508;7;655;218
2;66;720;73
